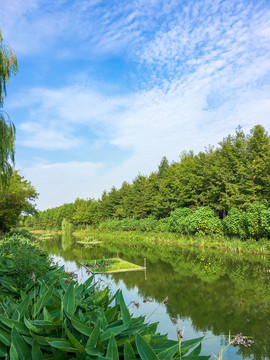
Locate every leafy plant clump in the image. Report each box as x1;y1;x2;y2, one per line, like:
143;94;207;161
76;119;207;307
0;233;50;288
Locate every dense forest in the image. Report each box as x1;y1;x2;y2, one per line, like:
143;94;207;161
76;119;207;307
24;125;270;239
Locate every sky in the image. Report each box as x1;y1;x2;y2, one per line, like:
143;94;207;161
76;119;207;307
1;0;270;210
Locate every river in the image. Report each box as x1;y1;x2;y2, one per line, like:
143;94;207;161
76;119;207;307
39;234;270;360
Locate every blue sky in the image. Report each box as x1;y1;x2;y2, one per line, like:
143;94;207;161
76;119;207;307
1;0;270;210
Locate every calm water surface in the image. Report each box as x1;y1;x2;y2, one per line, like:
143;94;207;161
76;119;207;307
39;235;270;360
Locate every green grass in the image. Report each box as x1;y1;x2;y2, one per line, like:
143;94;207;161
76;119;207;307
80;257;144;273
72;229;270;256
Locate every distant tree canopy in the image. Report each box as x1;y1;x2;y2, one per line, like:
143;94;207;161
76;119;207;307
25;125;270;233
0;30;17;185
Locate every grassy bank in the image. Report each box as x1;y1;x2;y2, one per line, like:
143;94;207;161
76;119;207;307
73;229;270;256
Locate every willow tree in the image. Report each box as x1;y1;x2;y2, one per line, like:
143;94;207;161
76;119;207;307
0;30;17;184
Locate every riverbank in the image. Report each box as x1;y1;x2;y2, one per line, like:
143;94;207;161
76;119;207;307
70;229;270;256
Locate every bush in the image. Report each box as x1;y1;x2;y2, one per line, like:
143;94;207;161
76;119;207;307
0;234;50;288
186;206;222;235
169;208;191;233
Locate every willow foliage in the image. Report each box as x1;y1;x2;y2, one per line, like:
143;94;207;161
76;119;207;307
0;29;17;185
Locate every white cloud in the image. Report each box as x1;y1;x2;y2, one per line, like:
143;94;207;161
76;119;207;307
20;161;104;210
3;0;270;209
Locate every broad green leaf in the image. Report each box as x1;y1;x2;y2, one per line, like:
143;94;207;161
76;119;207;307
0;327;11;346
12;310;20;321
104;305;119;324
24;317;41;333
0;342;7;357
69;315;93;336
106;335;119;360
0;315;29;335
32;287;53;317
31;320;60;330
152;339;178;352
100;323;128;342
86;321;100;348
82;274;95;295
63;320;85;353
157;343;179;360
11;326;31;360
47;339;78;353
16;295;30;319
181;337;204;356
43;307;53;322
85;347;103;356
63;282;76;315
118;291;131;324
189;343;201;356
124;341;136;360
31;340;43;360
135;333;159;360
10;343;18;360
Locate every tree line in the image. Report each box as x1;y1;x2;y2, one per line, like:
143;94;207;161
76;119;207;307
24;124;270;238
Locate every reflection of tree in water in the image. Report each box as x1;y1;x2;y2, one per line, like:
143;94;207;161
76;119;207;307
107;243;270;360
39;237;270;360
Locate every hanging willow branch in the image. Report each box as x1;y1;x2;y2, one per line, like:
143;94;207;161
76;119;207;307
0;30;18;185
0;112;15;185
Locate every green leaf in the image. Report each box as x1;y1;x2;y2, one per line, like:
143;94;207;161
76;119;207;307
47;339;78;353
10;343;18;360
24;317;40;333
106;335;119;360
43;307;53;322
16;295;30;319
181;337;204;356
135;333;159;360
63;282;76;315
12;309;20;321
118;291;131;324
69;315;93;336
11;326;31;360
0;342;7;357
104;305;119;324
86;321;100;348
31;340;43;360
157;343;179;360
31;320;60;330
85;347;103;356
32;287;53;317
124;341;136;360
0;327;11;346
63;319;85;353
0;315;29;335
189;343;201;356
100;323;128;342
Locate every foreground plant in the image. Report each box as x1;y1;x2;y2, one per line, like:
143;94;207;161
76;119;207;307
0;271;209;359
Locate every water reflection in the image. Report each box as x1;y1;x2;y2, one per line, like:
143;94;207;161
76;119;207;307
39;235;270;360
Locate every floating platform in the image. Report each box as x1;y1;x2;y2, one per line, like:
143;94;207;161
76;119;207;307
78;258;146;274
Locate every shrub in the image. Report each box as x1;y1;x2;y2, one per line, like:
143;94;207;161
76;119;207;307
168;208;191;232
0;234;50;288
186;206;222;235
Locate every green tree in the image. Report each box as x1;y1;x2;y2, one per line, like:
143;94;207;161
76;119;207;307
0;171;38;232
0;30;17;184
